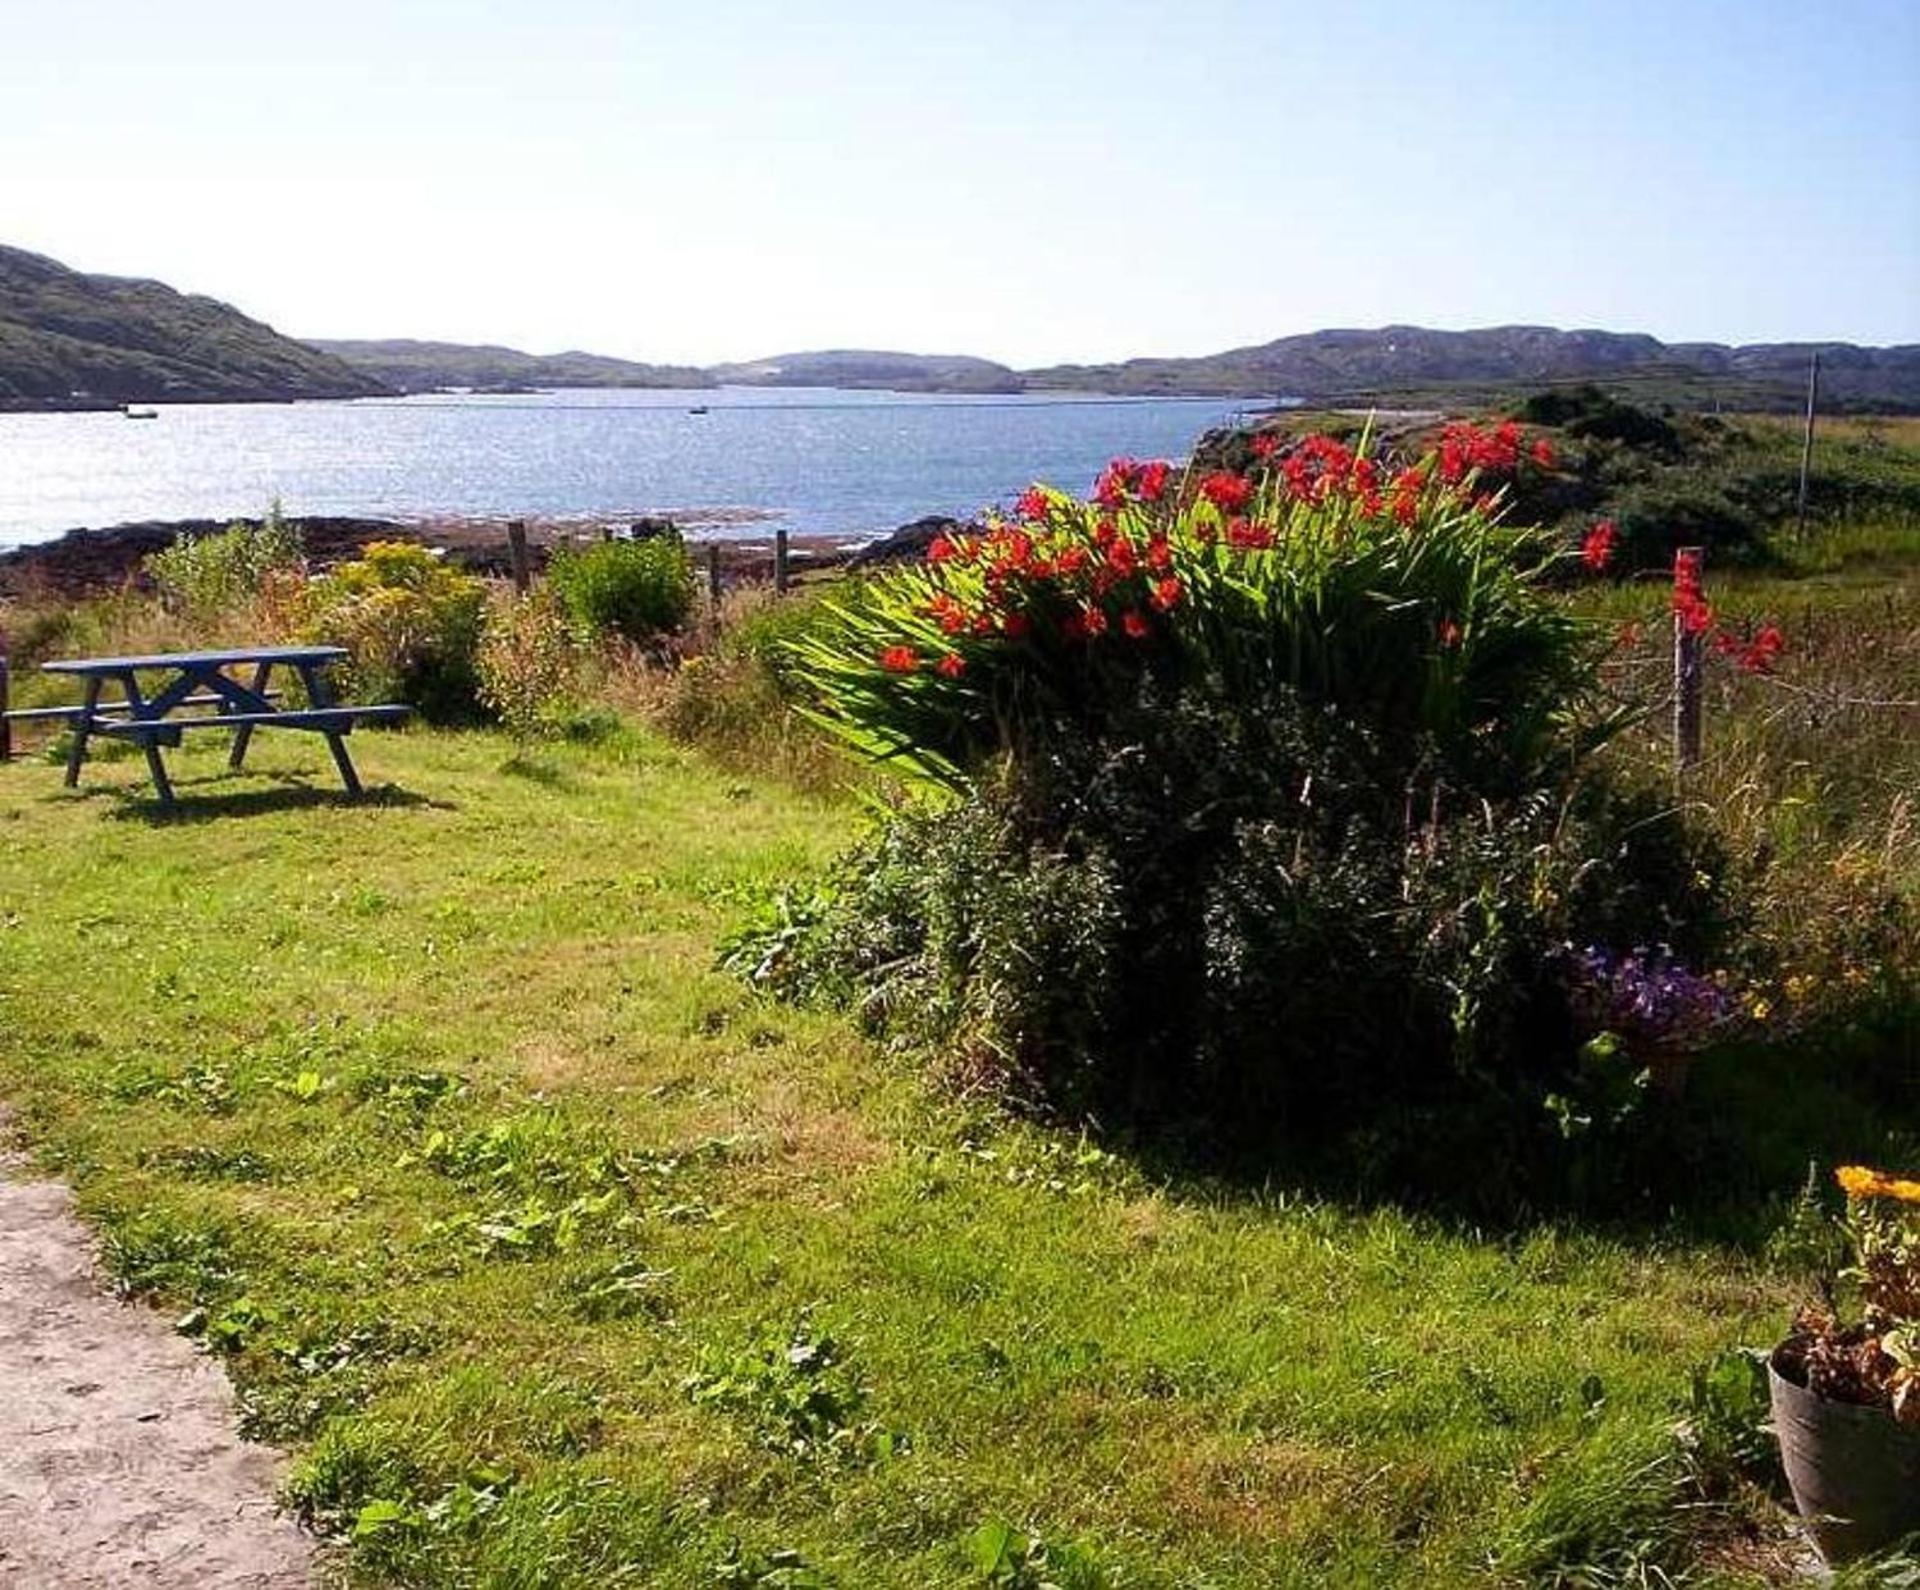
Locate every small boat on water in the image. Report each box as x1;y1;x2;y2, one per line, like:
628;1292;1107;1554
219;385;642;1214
123;405;159;420
688;405;710;415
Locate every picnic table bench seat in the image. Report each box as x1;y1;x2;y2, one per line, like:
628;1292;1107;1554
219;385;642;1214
41;645;408;806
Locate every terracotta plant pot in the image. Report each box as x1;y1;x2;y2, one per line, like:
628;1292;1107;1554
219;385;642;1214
1769;1350;1920;1563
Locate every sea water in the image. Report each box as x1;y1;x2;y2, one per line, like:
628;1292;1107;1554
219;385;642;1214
0;386;1259;548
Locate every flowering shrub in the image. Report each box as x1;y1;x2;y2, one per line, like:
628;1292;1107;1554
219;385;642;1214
1777;1166;1920;1421
745;429;1745;1198
793;423;1605;795
1562;945;1736;1093
304;541;487;723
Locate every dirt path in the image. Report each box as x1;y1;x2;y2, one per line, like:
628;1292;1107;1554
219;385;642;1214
0;1142;318;1589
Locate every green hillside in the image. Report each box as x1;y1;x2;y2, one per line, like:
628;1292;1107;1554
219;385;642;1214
0;244;388;409
309;339;714;393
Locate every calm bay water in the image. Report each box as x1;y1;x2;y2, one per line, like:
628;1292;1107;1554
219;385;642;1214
0;387;1259;548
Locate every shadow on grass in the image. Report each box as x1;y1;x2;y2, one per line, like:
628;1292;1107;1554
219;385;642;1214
1099;998;1919;1249
86;768;456;824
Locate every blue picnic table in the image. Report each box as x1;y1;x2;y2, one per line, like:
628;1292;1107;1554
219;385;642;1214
42;645;409;806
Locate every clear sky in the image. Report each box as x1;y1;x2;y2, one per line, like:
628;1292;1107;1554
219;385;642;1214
4;0;1916;366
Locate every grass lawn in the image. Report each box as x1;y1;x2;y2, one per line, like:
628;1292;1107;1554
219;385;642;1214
0;721;1869;1588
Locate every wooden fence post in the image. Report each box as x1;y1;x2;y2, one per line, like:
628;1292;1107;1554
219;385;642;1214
506;520;531;595
707;543;723;611
1673;546;1705;771
774;528;790;595
1794;350;1820;541
0;645;11;763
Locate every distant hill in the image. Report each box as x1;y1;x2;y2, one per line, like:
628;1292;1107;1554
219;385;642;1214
1022;325;1920;411
309;338;713;393
0;244;387;409
709;349;1023;394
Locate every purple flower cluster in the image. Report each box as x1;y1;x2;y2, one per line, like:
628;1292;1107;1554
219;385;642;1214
1565;944;1734;1051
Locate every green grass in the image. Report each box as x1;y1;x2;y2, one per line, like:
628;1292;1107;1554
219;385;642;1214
0;717;1877;1587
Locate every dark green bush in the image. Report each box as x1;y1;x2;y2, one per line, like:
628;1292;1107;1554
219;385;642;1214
546;536;693;644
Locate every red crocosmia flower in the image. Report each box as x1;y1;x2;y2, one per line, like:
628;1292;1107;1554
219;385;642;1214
1091;570;1117;598
1530;437;1557;469
1057;545;1091;575
1350;456;1382;515
1001;612;1031;640
936;652;966;678
1121;609;1151;640
1251;431;1282;460
1671;549;1714;633
1146;537;1173;572
1104;537;1138;575
1390;466;1425;525
1149;576;1183;612
1093;457;1138;508
1138;460;1172;502
1079;604;1109;636
1281;434;1357;503
1201;470;1252;512
1016;486;1049;523
1437;618;1462;649
1581;519;1618;572
1092;515;1118;547
879;645;919;673
1225;516;1272;551
1740;622;1785;673
971;613;996;636
927;535;955;563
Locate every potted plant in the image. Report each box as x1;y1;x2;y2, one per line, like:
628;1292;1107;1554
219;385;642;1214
1769;1164;1920;1563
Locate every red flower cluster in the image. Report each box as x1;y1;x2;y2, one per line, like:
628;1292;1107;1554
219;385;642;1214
1389;465;1427;525
1581;519;1618;572
1093;457;1172;509
1715;622;1785;674
1200;470;1252;512
879;644;919;673
1437;419;1524;484
1672;549;1714;634
1275;434;1375;509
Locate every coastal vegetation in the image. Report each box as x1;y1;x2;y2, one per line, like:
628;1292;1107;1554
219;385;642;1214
0;393;1915;1583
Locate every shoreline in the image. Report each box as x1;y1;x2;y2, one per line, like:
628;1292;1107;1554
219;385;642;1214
0;512;871;600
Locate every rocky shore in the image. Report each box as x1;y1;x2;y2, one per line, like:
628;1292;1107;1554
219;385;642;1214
0;510;879;600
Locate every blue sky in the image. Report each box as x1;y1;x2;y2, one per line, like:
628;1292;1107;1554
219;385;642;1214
3;0;1915;364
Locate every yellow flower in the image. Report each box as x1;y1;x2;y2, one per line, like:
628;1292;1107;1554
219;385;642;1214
1837;1164;1920;1205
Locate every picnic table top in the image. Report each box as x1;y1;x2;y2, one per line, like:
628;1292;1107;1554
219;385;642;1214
42;645;348;675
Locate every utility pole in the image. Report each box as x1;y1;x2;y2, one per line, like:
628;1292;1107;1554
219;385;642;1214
1794;350;1820;540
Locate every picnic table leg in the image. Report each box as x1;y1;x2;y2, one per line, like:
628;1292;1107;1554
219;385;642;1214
142;738;177;805
298;661;365;798
323;732;363;797
228;659;273;770
63;678;102;787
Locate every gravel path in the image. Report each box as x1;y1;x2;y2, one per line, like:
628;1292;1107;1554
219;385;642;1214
0;1143;317;1588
